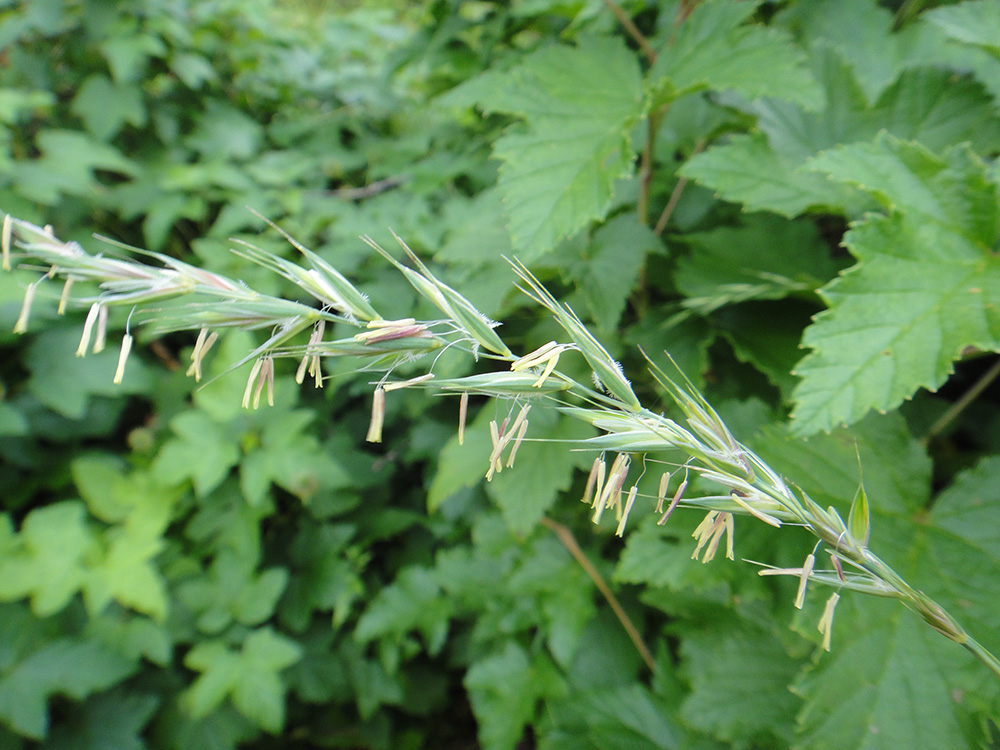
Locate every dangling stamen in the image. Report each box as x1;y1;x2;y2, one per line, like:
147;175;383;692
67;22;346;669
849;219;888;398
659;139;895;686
794;553;816;609
77;303;100;356
93;305;108;353
57;278;74;315
1;214;11;272
582;457;603;505
657;477;687;526
817;592;841;651
615;485;638;537
13;280;39;334
366;387;385;443
458;391;469;446
113;333;133;384
242;359;264;409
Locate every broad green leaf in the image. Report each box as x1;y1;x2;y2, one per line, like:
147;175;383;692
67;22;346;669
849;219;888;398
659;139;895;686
485;409;597;535
0;502;96;617
539;684;681;750
42;690;158;750
83;613;172;667
754;52;1000;163
465;641;566;750
791;135;1000;435
674;213;839;316
680;621;801;744
678;132;860;218
152;411;241;497
354;566;453;656
681;46;1000;218
240;408;350;506
918;456;1000;652
279;522;360;632
776;0;952;102
807;136;998;237
648;0;821;109
340;639;405;719
85;521;169;621
9;129;137;205
176;551;289;634
230;629;302;734
100;32;166;83
751;421;992;748
182;628;301;733
480;36;644;257
926;0;1000;57
170;52;218;88
186;101;264;160
0;638;135;739
565;213;660;334
715;300;816;399
70;74;146;141
792;597;973;750
505;535;596;668
25;328;154;420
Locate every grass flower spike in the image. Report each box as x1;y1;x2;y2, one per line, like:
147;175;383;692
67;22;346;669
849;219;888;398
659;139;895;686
5;212;1000;681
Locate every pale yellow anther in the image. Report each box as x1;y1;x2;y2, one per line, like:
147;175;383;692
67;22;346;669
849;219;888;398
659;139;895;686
367;317;416;329
354;320;428;344
506;418;529;468
57;278;73;315
729;492;782;527
384;373;434;392
13;281;39;334
795;554;816;610
366;387;385;443
187;329;218;381
657;478;687;526
691;510;733;563
1;214;11;271
591;459;607;508
113;333;133;385
817;592;841;652
93;305;108;354
596;453;630;511
242;359;264;409
295;322;325;387
458;391;469;446
77;303;101;357
582;457;603;505
252;358;274;409
486;420;503;481
486;405;532;479
510;341;560;371
655;471;670;513
511;341;567;388
615;485;638;537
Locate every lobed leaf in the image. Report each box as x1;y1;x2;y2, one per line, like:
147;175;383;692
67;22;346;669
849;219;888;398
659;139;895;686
925;0;1000;57
791;135;1000;435
477;36;644;257
648;0;822;109
681;46;1000;218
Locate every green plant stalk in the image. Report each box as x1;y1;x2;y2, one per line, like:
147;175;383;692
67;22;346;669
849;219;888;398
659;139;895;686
5;214;1000;680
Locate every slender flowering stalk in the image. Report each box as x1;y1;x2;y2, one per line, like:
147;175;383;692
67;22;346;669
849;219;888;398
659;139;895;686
4;212;1000;680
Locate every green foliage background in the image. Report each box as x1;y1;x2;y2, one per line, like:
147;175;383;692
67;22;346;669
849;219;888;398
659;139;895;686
2;0;1000;747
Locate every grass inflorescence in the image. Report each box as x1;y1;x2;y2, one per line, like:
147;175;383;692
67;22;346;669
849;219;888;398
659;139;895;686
4;212;999;679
